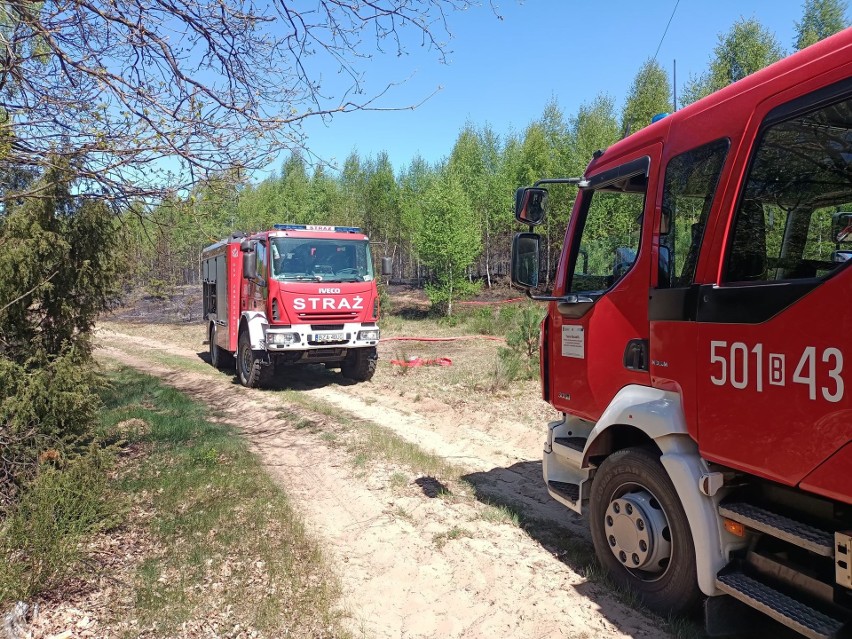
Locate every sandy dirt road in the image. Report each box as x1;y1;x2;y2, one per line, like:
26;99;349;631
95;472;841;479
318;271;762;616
96;327;671;639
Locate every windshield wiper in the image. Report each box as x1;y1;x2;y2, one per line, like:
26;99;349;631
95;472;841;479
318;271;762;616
279;274;322;281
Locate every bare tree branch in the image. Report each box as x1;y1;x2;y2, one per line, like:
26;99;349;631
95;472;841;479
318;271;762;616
0;0;475;205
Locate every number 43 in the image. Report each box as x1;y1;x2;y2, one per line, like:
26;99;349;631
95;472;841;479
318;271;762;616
710;341;843;403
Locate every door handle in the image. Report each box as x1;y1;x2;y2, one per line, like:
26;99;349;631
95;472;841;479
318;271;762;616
623;339;649;371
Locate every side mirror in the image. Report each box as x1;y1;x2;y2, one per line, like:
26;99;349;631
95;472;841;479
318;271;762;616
514;187;548;226
241;240;257;280
833;211;852;244
381;257;392;277
833;250;852;263
511;232;541;289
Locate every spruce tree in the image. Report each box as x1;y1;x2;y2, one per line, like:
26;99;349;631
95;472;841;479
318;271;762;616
0;165;120;510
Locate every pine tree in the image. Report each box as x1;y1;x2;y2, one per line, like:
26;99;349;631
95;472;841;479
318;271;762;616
795;0;848;50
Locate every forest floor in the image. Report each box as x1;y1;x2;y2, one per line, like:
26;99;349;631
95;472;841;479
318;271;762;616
21;285;707;639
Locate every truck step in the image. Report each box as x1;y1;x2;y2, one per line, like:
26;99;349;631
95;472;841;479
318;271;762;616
715;570;845;639
719;502;834;557
551;436;587;466
553;436;586;452
547;480;580;506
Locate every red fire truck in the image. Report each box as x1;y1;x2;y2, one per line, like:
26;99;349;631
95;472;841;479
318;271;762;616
511;30;852;637
202;224;387;387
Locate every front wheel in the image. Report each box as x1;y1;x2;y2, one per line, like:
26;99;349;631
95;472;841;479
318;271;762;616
589;447;700;616
341;347;377;382
237;330;267;388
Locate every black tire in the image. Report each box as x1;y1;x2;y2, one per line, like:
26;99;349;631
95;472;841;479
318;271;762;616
209;324;234;371
589;447;701;616
237;329;267;388
341;346;377;382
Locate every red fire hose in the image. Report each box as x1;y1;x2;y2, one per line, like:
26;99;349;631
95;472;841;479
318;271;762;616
380;335;505;343
389;356;453;367
456;297;525;306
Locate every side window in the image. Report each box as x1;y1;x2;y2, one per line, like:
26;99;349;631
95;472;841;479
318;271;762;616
569;171;647;294
658;139;729;288
256;242;267;279
725;96;852;283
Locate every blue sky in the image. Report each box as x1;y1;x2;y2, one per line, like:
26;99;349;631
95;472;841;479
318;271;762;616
281;0;845;177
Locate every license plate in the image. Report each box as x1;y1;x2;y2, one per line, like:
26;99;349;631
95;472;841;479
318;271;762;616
313;332;345;343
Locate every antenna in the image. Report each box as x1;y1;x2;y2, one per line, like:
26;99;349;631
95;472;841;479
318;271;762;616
673;59;678;111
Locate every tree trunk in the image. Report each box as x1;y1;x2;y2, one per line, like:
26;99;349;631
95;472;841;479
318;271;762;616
485;222;492;288
447;266;453;317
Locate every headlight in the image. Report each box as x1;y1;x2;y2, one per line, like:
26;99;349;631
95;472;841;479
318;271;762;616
268;332;300;345
358;329;380;341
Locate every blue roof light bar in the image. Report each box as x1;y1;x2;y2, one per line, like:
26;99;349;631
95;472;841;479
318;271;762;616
273;224;362;234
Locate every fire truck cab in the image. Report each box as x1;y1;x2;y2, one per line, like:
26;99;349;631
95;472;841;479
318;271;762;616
202;224;386;388
511;30;852;637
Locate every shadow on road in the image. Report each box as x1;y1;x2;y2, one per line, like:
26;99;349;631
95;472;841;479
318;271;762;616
414;476;451;498
462;460;593;560
195;351;357;391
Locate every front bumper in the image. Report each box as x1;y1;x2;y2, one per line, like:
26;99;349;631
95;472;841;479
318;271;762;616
264;322;379;351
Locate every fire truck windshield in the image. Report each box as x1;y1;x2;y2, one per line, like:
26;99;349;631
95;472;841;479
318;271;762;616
270;237;374;282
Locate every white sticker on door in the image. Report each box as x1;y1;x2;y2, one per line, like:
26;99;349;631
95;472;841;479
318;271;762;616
562;326;584;359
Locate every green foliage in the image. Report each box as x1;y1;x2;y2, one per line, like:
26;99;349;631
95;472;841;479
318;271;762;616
0;446;116;603
622;59;673;132
0;166;120;510
498;304;544;381
466;304;521;336
0;345;105;505
416;170;483;315
682;18;783;105
0;168;121;358
377;281;392;323
145;277;174;300
425;278;481;316
571;94;621;168
795;0;848;49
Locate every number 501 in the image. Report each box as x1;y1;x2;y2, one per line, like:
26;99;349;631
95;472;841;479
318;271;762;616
709;341;843;403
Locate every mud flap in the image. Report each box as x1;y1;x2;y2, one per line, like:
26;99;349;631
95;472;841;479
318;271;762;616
703;593;767;637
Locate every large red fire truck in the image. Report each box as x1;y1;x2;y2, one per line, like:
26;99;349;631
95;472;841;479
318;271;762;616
511;30;852;638
202;224;387;387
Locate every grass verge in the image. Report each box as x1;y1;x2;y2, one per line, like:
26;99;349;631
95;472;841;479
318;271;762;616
0;446;118;604
98;367;348;638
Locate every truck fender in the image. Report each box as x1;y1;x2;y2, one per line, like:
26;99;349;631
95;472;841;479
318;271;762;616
240;311;268;350
582;385;742;597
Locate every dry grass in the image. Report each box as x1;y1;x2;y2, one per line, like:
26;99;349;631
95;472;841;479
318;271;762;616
100;293;556;431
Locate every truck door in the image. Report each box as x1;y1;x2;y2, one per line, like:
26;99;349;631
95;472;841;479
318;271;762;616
243;239;268;313
696;89;852;487
549;148;661;421
648;139;731;439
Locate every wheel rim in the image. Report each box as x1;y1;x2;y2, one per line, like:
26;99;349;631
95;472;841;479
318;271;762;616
240;340;252;379
603;483;672;581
